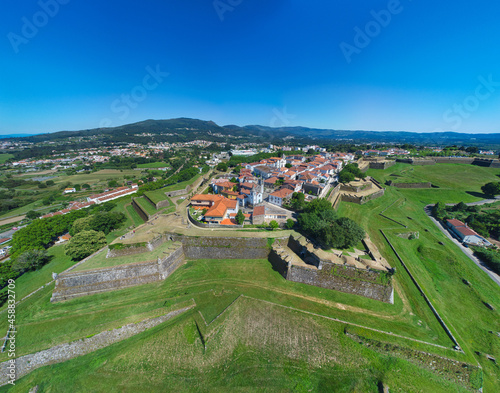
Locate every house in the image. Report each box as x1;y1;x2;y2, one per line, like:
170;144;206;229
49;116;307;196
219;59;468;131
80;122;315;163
63;188;76;194
253;165;274;179
56;234;72;243
268;188;294;207
211;179;237;194
190;194;239;224
446;219;492;246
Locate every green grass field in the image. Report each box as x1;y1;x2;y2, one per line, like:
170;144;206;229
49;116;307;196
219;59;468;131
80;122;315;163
136;162;170;169
0;153;14;164
1;163;498;392
338;163;500;391
144;189;170;204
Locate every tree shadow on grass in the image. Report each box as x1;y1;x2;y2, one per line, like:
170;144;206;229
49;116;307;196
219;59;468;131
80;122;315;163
465;191;491;200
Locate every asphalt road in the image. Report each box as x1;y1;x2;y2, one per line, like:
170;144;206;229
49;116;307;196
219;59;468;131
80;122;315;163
424;205;500;287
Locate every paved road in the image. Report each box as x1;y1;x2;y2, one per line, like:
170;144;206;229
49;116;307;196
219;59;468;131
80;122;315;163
424;205;500;287
444;196;500;207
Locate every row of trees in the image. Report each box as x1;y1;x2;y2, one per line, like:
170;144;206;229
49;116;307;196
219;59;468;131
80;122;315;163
0;201;124;289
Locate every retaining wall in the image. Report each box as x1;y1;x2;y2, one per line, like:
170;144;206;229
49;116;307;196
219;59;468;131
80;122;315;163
369;161;396;170
270;239;393;303
132;198;149;221
390;182;431;189
288;263;393;303
171;234;270;259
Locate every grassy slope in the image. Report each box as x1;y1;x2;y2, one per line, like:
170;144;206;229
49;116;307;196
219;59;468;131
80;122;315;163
163;174;201;192
134;196;157;216
2;296;473;393
338;163;500;390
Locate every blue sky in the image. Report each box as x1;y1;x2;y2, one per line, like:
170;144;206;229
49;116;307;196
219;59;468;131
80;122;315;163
2;0;500;134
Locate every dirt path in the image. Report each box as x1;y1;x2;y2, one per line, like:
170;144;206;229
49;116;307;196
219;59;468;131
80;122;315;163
0;215;24;226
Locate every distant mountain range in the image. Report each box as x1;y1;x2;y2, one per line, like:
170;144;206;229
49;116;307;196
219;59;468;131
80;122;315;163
3;118;500;147
0;134;37;139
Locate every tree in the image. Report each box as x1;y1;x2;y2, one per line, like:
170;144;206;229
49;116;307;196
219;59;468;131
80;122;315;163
82;183;91;190
65;230;106;260
481;182;500;196
46;180;55;186
74;184;81;191
26;210;41;220
235;210;245;225
108;180;119;188
216;162;228;172
11;249;50;273
291;192;306;211
338;171;355;183
71;216;94;235
286;219;295;229
285;163;292;168
269;220;279;230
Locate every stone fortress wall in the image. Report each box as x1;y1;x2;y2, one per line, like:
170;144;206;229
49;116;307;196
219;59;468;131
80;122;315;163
269;235;394;303
52;232;393;304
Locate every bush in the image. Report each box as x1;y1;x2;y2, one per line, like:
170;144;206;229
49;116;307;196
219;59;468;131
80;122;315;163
11;249;50;274
65;230;107;260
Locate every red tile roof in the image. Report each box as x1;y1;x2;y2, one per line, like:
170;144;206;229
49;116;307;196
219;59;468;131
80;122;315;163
270;188;294;198
447;219;466;227
253;206;265;216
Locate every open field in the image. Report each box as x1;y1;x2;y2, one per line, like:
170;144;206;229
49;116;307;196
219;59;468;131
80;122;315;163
61;169;139;186
136;161;170;168
0;153;14;163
